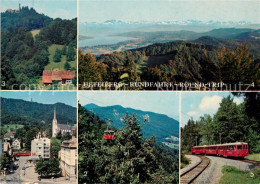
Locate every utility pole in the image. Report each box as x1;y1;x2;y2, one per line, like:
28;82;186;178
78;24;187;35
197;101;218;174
219;133;222;144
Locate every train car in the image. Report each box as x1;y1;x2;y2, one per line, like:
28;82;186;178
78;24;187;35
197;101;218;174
13;152;31;157
205;145;218;155
191;142;249;158
191;145;206;155
220;142;249;158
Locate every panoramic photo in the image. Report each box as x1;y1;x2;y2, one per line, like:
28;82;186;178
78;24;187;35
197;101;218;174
78;92;180;183
79;0;260;90
1;0;77;90
0;92;77;183
180;92;260;184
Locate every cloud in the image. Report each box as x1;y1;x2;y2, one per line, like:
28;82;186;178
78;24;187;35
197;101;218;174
199;95;222;114
187;111;198;117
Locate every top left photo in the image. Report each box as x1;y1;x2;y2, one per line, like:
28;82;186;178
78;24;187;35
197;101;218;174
1;0;77;90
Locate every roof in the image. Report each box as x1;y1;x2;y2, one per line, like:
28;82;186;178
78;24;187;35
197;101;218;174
4;131;15;138
58;124;71;130
193;142;248;148
61;136;77;149
42;70;75;83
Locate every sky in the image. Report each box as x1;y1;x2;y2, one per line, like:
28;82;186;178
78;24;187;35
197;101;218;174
1;0;77;19
181;92;244;127
79;0;260;23
1;91;77;107
78;91;179;119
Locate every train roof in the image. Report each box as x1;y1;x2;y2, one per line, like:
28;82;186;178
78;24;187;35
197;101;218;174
193;142;248;148
217;142;248;146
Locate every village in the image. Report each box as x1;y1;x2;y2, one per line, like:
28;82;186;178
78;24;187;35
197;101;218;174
0;107;77;184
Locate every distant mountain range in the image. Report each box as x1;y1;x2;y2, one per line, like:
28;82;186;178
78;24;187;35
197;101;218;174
81;19;256;26
1;98;77;125
84;103;179;143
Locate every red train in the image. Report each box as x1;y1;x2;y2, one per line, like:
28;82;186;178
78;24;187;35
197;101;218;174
13;152;31;157
191;142;249;158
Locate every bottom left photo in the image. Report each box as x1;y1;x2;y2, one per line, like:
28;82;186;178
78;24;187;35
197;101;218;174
0;91;77;184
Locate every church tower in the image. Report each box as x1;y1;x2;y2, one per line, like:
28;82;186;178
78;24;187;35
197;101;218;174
52;107;58;137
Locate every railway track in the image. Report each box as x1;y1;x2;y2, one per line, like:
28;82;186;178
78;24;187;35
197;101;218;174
180;156;210;184
239;159;260;166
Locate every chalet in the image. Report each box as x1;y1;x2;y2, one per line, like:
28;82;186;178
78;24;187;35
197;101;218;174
42;69;75;86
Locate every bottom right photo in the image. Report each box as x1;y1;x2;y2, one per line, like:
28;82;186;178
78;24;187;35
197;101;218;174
180;92;260;184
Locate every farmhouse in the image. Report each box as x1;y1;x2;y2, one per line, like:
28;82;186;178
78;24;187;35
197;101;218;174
42;69;75;86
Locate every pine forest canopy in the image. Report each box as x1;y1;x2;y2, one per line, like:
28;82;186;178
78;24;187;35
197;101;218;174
79;29;260;90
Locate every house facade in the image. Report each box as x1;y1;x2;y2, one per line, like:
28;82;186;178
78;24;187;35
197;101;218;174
59;136;77;179
31;133;51;160
42;69;75;86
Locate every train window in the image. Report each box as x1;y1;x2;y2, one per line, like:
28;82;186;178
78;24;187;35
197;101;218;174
237;145;242;150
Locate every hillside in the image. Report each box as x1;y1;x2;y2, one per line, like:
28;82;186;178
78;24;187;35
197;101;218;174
1;7;77;89
1;98;77;125
1;6;53;32
84;103;179;143
79;33;260;90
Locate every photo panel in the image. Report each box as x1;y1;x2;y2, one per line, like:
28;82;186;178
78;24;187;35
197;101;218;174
0;91;77;183
78;0;260;90
78;91;180;183
1;0;77;90
180;92;260;184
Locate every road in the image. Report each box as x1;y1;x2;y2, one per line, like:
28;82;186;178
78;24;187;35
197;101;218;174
0;156;77;184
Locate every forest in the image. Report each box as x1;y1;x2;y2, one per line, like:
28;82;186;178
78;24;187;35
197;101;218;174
181;92;260;154
0;97;77;126
1;7;77;89
78;104;179;183
79;32;260;90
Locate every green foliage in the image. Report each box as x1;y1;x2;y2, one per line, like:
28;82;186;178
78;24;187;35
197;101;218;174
35;158;61;177
1;97;77;126
56;131;62;140
53;48;62;62
1;7;53;32
25;127;39;150
78;104;179;183
219;166;260;184
181;153;190;169
79;39;259;90
0;153;11;170
51;138;61;158
66;43;76;61
64;62;71;70
62;45;67;55
245;153;260;161
1;9;76;89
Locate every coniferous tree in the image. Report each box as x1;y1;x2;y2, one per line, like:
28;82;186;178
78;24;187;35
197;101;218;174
53;48;62;62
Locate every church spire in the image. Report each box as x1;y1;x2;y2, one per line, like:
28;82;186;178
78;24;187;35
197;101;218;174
54;106;56;120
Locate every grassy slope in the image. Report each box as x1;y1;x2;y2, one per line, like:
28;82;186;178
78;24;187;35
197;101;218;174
219;166;260;184
30;29;40;38
45;44;77;70
245;153;260;161
3;124;24;132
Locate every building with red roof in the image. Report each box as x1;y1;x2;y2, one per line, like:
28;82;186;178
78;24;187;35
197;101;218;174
42;69;75;85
